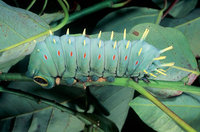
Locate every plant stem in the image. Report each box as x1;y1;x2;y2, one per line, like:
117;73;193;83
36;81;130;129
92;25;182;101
39;0;48;15
128;82;197;132
0;73;32;81
0;74;198;131
162;0;179;19
68;0;121;24
155;0;167;24
1;74;200;94
26;0;36;10
87;78;197;132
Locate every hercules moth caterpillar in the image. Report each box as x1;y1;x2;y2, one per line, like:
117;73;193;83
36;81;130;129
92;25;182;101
27;28;196;89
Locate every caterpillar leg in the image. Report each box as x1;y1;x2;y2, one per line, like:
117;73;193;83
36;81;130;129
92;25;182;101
106;76;115;82
141;74;150;83
91;75;99;81
64;77;76;85
78;76;88;82
132;76;139;83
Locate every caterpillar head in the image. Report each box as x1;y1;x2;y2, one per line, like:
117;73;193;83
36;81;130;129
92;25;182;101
32;75;55;89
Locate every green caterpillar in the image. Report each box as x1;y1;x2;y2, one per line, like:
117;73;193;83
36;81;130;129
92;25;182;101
27;29;175;89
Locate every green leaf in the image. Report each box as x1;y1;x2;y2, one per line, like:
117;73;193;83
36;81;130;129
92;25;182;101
129;93;200;131
41;12;64;25
89;86;134;131
93;7;160;33
153;0;198;18
0;81;120;132
161;9;200;57
0;1;50;72
0;107;84;132
0;83;86;131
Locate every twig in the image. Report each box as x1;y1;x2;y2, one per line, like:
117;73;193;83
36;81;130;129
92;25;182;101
39;0;48;15
162;0;179;19
26;0;36;10
155;0;167;24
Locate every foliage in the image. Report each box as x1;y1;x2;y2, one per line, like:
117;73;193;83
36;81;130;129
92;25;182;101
0;0;200;132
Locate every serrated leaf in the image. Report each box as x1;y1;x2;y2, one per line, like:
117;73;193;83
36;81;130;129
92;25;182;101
93;7;160;33
0;1;50;72
129;94;200;131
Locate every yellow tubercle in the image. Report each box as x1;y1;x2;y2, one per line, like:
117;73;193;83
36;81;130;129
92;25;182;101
99;40;101;48
126;41;130;49
160;46;173;54
150;73;157;78
110;31;114;40
161;62;175;67
153;56;166;60
83;28;86;36
98;31;102;39
138;48;142;56
143;70;148;74
124;28;126;40
158;68;166;72
53;39;56;44
68;39;71;44
113;41;117;49
155;69;167;76
66;28;69;35
84;40;86;46
140;28;149;41
49;30;53;35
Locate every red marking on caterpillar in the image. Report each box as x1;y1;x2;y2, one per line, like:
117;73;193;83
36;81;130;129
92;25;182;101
58;50;60;56
84;53;86;58
98;54;101;60
135;60;139;65
44;55;48;60
70;51;73;56
125;56;128;61
113;55;116;60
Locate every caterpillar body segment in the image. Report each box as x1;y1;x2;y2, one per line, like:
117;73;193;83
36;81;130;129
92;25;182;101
27;30;168;89
89;39;105;80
